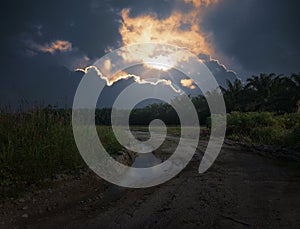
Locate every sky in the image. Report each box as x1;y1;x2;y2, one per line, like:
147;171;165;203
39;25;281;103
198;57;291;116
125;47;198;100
0;0;299;108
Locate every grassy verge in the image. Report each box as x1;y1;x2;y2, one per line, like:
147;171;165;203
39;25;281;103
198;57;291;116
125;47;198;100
131;112;300;147
0;110;124;199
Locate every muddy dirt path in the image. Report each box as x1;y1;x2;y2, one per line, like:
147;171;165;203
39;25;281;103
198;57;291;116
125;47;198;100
1;136;300;228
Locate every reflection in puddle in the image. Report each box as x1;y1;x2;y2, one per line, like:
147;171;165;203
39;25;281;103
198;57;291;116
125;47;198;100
132;152;162;168
129;131;179;169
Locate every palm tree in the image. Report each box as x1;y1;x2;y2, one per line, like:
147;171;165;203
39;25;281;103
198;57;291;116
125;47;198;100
270;75;297;113
291;73;300;87
222;79;245;112
291;73;300;113
245;73;277;111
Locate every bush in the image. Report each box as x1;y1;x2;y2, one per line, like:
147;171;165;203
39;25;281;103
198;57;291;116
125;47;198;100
286;124;300;146
226;112;300;146
249;126;286;145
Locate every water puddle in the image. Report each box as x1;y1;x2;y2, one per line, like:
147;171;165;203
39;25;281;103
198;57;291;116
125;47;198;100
132;152;162;168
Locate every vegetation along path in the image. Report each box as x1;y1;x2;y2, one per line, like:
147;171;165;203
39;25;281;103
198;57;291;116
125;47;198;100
1;133;300;228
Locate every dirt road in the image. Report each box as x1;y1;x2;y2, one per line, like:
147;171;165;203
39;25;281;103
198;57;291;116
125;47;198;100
1;137;300;228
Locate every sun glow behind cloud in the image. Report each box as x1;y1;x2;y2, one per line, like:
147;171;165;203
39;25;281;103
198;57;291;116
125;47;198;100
78;0;221;89
119;8;212;59
113;1;219;73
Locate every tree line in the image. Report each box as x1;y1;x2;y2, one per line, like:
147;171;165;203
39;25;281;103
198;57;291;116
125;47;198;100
222;73;300;114
16;73;298;126
94;73;300;125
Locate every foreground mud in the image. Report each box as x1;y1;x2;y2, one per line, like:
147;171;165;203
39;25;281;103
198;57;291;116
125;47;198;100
1;138;300;228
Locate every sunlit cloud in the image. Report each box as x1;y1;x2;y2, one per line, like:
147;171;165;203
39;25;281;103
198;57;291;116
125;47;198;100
181;78;196;89
76;66;181;93
116;0;221;73
31;40;72;54
119;9;212;58
25;38;92;70
103;59;112;72
183;0;219;8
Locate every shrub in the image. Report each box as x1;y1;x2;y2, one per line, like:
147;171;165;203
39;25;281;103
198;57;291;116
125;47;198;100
286;124;300;146
226;112;300;146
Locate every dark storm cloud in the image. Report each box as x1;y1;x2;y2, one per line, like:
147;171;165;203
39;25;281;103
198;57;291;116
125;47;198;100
201;0;300;78
1;0;299;108
0;47;83;107
0;0;193;108
0;0;121;107
108;0;175;18
1;0;121;57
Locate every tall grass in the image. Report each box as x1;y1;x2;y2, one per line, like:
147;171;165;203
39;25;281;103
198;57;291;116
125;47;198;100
0;108;124;198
